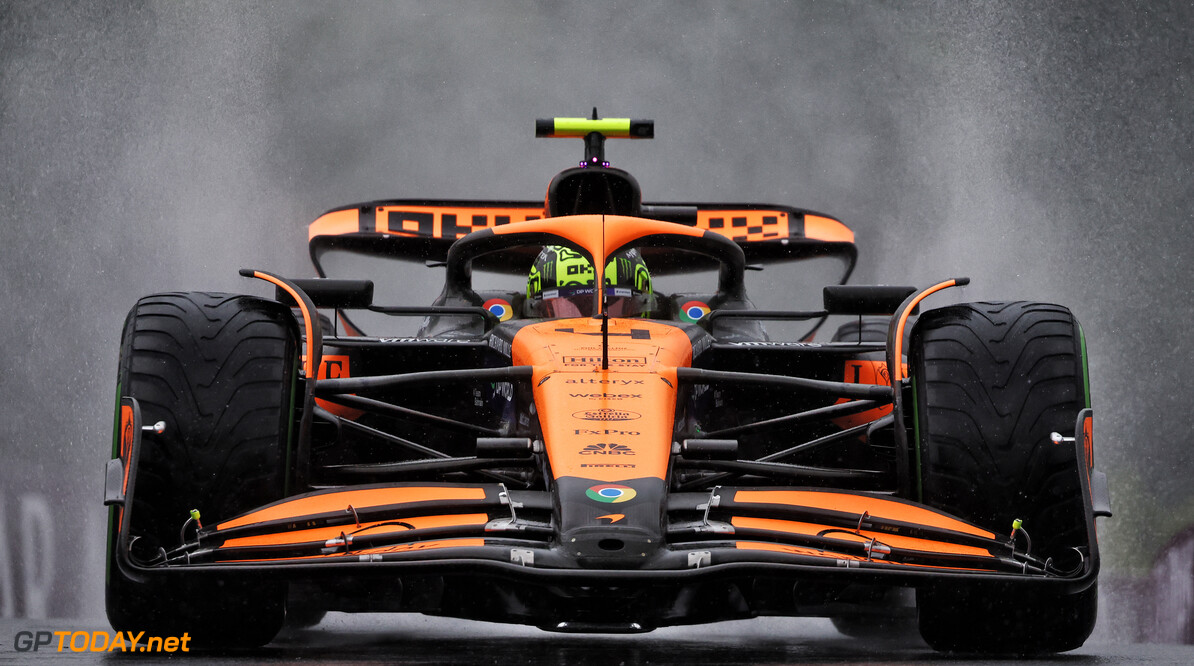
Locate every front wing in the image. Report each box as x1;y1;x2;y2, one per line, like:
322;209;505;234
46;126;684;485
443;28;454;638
107;400;1102;611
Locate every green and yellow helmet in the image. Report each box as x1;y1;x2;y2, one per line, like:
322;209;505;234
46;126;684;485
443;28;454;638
526;245;652;318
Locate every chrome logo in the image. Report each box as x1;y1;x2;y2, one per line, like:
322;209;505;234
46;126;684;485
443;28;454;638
679;300;711;323
483;298;514;322
586;484;637;503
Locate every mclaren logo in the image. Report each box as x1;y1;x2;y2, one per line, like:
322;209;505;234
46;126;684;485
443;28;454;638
572;408;642;421
580;443;635;455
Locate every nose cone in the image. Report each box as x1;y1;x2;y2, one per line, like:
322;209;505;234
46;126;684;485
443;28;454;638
555;476;665;567
510;317;693;569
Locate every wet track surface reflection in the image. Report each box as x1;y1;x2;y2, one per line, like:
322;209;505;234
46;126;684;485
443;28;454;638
272;622;911;665
259;617;1194;665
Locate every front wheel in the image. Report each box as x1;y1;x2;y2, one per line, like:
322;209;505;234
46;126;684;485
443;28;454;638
909;301;1095;654
106;292;298;648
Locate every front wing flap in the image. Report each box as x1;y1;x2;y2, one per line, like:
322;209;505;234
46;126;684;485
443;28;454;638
107;401;1100;593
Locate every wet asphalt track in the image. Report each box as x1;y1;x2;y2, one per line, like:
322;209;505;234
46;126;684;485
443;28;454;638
4;616;1194;665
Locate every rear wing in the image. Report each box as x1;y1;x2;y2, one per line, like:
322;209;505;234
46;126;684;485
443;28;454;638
308;199;856;276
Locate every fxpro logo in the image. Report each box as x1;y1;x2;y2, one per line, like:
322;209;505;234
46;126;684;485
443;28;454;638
572;408;642;422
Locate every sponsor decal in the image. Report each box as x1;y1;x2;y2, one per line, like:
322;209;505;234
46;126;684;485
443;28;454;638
370;539;480;554
568;393;642;400
833;360;896;430
378;337;481;344
844;360;890;385
316;354;364;419
574;428;640;435
554;328;652;340
697;210;790;241
562;356;647;367
318;355;350;380
376;205;542;239
725;341;822;347
564;378;645;385
596;514;625;524
580;443;635;455
489;382;514;400
580;463;637;469
571;345;630;352
679;300;711;324
572;408;642;421
483;298;514;322
586;484;637;504
570;346;635;353
487;335;512;357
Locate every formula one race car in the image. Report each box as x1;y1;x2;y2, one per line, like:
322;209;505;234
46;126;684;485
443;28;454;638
104;114;1111;654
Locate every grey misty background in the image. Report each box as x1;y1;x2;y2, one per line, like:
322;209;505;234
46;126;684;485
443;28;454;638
1;0;1190;640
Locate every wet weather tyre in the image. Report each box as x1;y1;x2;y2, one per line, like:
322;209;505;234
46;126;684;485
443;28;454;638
106;292;299;648
909;301;1094;654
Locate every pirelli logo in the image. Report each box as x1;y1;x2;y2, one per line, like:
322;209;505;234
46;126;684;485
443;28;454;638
695;210;793;241
371;206;545;239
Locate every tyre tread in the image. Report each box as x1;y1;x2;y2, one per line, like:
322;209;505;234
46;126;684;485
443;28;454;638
910;301;1094;654
106;291;295;648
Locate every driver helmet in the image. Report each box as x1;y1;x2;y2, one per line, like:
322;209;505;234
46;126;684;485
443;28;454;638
525;245;652;318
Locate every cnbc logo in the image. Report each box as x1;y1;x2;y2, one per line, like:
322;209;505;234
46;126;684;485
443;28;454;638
579;443;635;455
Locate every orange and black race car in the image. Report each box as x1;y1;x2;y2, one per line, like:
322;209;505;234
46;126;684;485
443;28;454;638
104;114;1111;654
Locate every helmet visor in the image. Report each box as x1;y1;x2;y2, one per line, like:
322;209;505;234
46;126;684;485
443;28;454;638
539;287;595;318
603;286;649;317
537;286;649;318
